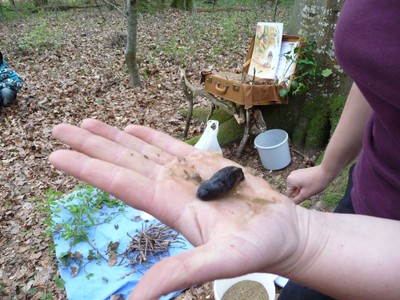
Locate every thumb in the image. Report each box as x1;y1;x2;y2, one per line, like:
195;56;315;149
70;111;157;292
286;184;308;204
291;191;308;204
286;184;300;199
128;243;249;300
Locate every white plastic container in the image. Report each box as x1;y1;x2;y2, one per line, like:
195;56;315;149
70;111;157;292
214;273;277;300
254;129;291;170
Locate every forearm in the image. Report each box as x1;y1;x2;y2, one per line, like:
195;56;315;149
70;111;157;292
320;83;372;179
281;207;400;299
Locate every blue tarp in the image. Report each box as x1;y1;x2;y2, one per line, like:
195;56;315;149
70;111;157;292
51;188;192;300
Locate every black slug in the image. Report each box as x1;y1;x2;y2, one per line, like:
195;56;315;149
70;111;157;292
196;166;245;201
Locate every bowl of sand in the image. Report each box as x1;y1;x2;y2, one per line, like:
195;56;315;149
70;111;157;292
213;273;276;300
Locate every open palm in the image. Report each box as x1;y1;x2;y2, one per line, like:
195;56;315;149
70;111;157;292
49;119;301;299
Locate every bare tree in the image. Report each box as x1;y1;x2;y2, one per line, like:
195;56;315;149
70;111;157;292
125;0;140;86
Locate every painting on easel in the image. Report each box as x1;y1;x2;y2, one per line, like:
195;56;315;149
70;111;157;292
248;22;283;80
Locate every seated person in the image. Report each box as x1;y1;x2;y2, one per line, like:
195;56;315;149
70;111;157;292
0;51;23;106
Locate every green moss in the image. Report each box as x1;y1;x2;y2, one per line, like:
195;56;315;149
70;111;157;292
185;135;200;146
291;116;308;146
322;191;343;209
329;95;346;136
276;96;332;150
319;163;352;210
179;107;234;124
184;108;244;147
300;200;314;209
315;151;324;165
303;98;330;149
186;117;244;147
305;111;330;148
261;102;302;136
218;117;245;146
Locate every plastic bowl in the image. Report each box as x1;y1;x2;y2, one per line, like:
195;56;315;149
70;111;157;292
213;273;277;300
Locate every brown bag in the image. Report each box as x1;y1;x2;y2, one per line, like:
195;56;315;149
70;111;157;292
202;35;299;109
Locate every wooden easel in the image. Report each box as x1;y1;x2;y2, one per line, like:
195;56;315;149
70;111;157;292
180;68;267;158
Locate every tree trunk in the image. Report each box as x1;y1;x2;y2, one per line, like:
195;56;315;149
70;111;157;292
287;0;350;97
33;0;48;7
125;0;140;87
269;0;352;150
170;0;194;12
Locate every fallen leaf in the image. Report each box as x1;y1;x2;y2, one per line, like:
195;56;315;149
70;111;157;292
108;254;118;267
70;266;79;277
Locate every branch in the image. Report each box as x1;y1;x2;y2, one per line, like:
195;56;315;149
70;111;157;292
99;0;127;17
179;68;245;123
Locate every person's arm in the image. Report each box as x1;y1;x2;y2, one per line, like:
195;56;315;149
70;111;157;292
128;205;400;300
287;83;373;203
320;82;372;179
282;208;400;300
49;119;400;300
0;69;10;81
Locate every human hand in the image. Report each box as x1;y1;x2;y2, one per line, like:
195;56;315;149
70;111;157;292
286;166;334;204
49;119;306;300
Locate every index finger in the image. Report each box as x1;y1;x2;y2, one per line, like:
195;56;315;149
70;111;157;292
124;124;198;158
81;119;176;165
52;123;161;180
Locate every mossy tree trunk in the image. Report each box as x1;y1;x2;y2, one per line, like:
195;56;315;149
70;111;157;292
263;0;352;151
125;0;140;87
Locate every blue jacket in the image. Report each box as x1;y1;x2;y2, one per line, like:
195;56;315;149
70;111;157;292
0;59;23;92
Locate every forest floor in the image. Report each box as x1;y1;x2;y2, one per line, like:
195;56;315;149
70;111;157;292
0;4;332;299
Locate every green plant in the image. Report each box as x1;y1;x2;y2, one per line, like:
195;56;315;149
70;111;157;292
159;35;195;66
17;18;64;52
0;2;36;21
51;186;125;245
219;15;240;50
43;186;126;271
35;188;63;236
39;290;53;300
139;0;166;13
213;47;223;56
3;200;13;208
279;39;333;97
26;287;39;296
153;9;259;67
52;275;65;290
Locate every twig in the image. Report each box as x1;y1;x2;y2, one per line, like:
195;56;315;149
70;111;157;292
87;238;108;261
121;222;184;268
291;147;308;159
